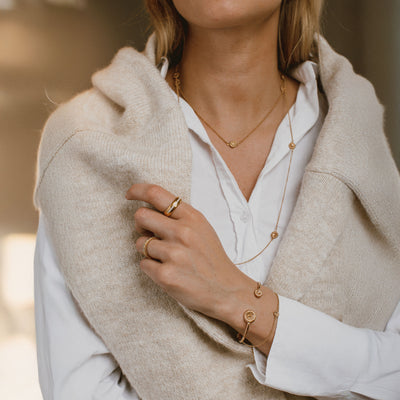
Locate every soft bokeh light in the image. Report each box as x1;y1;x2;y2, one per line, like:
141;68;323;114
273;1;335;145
0;21;43;69
0;234;40;397
1;234;36;309
0;336;42;400
0;0;15;11
46;0;87;8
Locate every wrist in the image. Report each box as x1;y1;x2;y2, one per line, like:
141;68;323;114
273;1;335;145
215;269;256;328
216;272;279;354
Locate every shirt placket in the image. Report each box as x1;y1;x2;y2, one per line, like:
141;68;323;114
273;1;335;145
208;148;263;273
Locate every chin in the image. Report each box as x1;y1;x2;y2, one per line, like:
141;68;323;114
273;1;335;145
172;0;282;30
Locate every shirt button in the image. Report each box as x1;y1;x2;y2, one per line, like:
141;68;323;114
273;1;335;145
240;211;250;223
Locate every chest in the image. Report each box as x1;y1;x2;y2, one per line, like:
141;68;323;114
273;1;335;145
203;126;278;202
188;122;320;281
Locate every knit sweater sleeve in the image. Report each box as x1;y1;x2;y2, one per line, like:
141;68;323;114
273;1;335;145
33;87;121;211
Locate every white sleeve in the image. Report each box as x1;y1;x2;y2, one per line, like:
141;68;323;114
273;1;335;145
34;214;140;400
247;295;400;400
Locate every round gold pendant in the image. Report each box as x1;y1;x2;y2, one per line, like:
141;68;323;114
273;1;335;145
228;141;238;148
254;289;263;298
243;310;256;323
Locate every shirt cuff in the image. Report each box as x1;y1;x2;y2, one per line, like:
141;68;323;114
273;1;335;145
246;295;370;399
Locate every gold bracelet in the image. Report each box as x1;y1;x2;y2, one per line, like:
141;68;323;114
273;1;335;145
236;292;280;348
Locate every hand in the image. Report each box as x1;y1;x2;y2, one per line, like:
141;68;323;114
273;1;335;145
126;183;279;355
125;183;254;322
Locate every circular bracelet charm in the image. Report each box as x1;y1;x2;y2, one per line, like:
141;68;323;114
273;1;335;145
243;310;256;323
254;282;263;298
238;309;257;344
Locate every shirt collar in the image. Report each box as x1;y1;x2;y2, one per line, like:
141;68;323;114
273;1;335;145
158;57;321;157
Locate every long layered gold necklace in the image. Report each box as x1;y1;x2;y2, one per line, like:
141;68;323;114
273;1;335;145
172;65;296;266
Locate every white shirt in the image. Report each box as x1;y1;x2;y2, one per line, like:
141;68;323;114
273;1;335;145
34;59;400;400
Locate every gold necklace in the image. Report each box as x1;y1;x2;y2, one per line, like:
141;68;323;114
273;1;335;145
173;65;284;149
235;109;295;266
172;66;296;266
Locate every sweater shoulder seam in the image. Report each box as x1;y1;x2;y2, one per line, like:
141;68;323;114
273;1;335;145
35;128;112;201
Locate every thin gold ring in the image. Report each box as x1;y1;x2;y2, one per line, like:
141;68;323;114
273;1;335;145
143;236;157;259
163;197;182;217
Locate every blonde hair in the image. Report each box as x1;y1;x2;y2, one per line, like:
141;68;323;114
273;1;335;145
145;0;324;72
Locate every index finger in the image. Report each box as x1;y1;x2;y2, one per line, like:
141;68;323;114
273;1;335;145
125;183;188;219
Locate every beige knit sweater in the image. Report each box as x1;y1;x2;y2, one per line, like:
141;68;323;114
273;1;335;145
34;35;400;399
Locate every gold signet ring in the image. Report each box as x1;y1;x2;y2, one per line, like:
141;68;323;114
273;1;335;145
143;236;157;259
163;197;182;217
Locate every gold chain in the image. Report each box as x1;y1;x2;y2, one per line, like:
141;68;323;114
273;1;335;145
172;66;296;266
173;65;284;149
235;104;295;266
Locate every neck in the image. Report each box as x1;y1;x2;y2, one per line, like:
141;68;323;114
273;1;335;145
168;11;285;134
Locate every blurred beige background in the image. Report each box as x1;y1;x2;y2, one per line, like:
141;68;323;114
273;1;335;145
0;0;399;398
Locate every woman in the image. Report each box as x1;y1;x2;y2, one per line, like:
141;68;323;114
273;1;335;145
34;0;400;399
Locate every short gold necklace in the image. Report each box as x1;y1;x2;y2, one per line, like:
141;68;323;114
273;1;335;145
173;65;284;149
172;66;296;266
